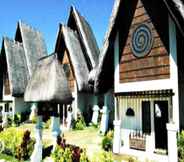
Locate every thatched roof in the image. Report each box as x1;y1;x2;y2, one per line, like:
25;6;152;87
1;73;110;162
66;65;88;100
55;25;91;92
0;21;48;97
94;0;184;94
163;0;184;36
0;37;29;97
15;21;47;75
24;54;73;104
67;6;99;69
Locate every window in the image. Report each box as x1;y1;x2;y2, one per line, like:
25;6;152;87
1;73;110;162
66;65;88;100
142;101;151;134
5;103;9;112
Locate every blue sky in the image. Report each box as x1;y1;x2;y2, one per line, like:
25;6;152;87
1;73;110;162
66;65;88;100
0;0;114;54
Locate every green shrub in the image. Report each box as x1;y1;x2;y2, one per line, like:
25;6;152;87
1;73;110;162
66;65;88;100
44;118;51;129
80;149;90;162
0;128;35;161
178;131;184;162
92;150;113;162
0;127;24;156
51;145;73;162
102;130;113;151
13;113;21;126
16;130;35;161
73;115;86;130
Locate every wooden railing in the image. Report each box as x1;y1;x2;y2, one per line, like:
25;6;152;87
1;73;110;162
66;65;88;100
129;131;146;151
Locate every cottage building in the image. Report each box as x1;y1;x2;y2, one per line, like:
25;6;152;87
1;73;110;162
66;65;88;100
0;21;47;117
24;53;73;162
55;6;100;123
95;0;184;161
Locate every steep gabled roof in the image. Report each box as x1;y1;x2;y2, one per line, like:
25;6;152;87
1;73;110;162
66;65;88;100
24;54;73;104
163;0;184;36
95;0;184;94
67;6;99;69
55;25;90;92
0;37;29;97
15;21;47;76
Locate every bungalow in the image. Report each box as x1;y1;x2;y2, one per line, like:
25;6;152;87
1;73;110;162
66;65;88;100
95;0;184;161
24;53;73;162
55;6;100;123
0;21;47;118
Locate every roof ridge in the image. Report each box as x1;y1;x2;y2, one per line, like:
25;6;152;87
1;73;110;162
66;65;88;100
18;20;42;36
3;37;23;47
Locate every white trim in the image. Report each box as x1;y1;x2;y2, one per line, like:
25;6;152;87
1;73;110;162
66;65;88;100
168;16;179;129
114;32;120;89
115;79;173;93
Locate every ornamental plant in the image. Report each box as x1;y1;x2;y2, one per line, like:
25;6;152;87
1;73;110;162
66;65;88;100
51;136;90;162
178;131;184;162
101;130;113;151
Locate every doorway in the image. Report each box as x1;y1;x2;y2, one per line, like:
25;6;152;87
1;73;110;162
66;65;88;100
154;101;168;150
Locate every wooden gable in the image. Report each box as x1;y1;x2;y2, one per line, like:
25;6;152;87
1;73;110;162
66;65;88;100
119;0;170;83
61;50;75;92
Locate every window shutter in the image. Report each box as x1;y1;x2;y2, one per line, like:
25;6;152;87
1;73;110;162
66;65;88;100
142;101;151;134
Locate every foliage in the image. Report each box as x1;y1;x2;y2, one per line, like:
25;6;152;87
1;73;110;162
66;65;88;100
16;130;35;161
13;113;21;126
51;145;73;162
52;136;90;162
92;150;113;162
178;131;184;162
44;118;51;129
0;127;24;156
0;153;19;162
0;128;35;161
80;149;90;162
73;114;86;130
102;130;113;151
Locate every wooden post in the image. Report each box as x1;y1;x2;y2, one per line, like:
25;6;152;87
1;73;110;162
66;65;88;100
51;104;61;151
30;115;43;162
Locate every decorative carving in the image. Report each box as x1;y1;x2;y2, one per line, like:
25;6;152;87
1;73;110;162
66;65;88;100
131;23;153;57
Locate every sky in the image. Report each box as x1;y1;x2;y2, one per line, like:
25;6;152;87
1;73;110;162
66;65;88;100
0;0;114;54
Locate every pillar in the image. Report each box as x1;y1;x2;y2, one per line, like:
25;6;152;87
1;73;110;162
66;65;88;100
29;103;37;121
167;123;178;162
113;120;121;154
66;105;73;130
113;97;121;154
91;96;99;125
91;105;99;125
30;115;43;162
100;106;109;134
51;104;61;151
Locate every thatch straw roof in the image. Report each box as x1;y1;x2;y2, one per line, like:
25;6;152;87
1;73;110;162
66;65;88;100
0;37;29;97
55;25;91;92
94;0;184;94
15;21;47;75
24;54;73;104
163;0;184;36
67;6;100;69
0;21;48;97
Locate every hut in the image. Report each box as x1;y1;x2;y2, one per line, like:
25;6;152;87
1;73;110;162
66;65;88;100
55;6;100;124
95;0;184;161
0;21;47;118
24;53;73;162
